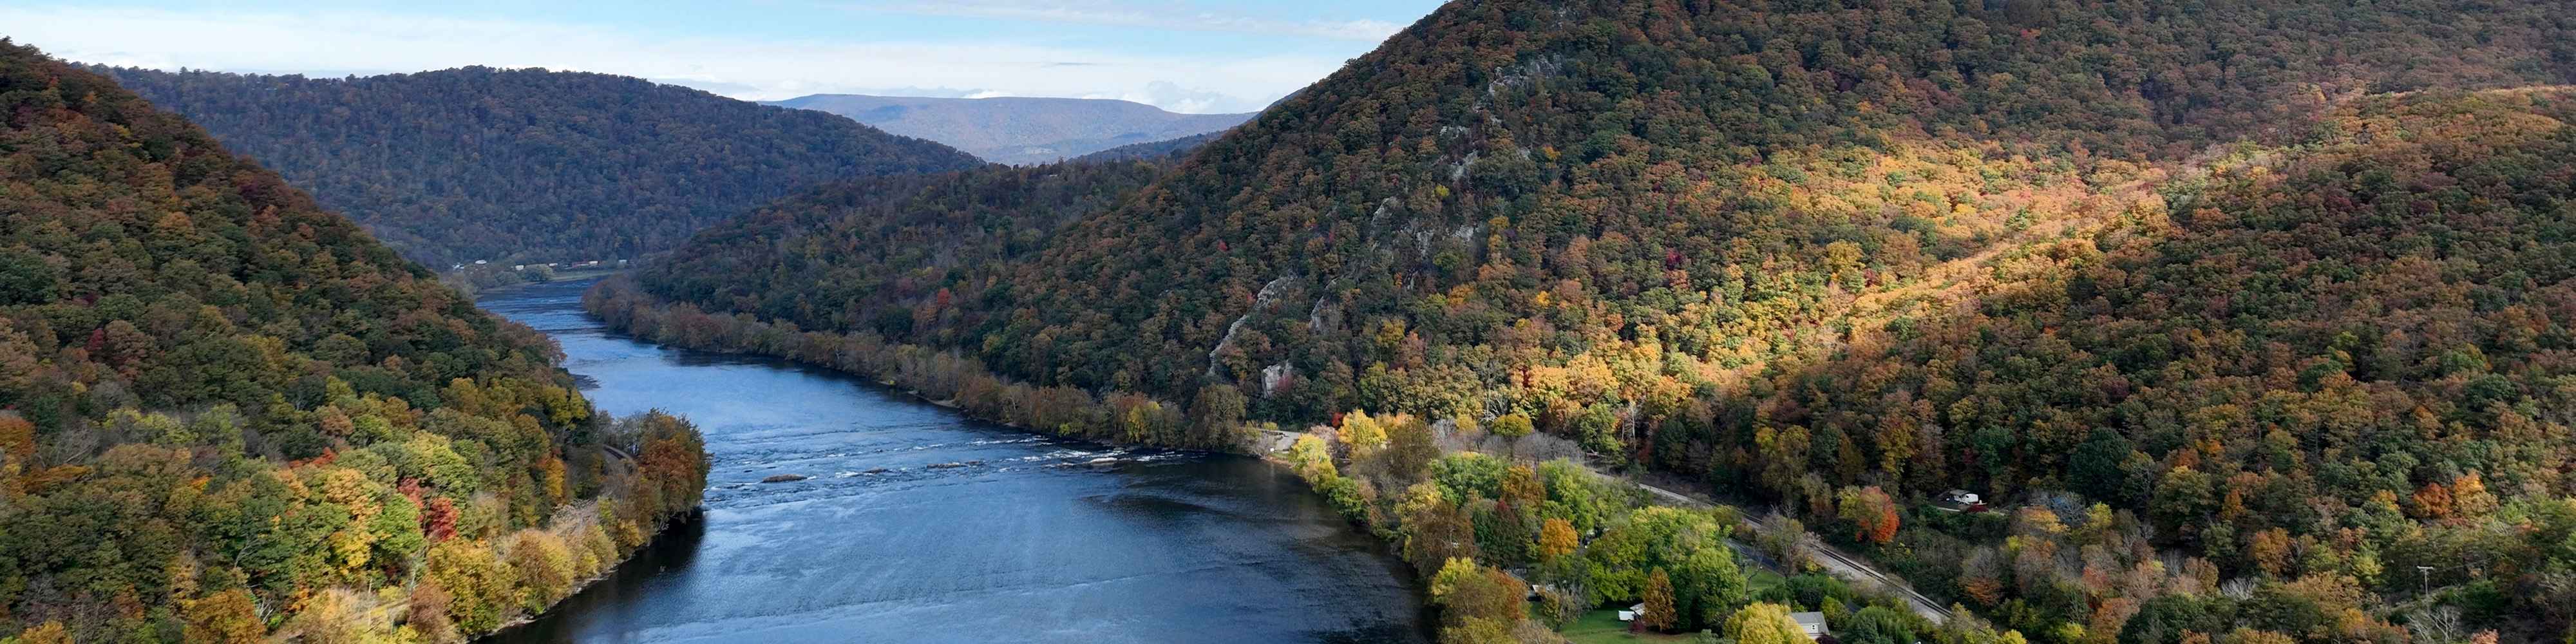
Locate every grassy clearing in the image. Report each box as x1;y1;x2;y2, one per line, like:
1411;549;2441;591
1557;569;1787;644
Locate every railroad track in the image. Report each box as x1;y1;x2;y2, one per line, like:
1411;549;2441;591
1624;474;1955;623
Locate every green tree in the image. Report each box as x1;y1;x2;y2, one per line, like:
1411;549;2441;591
2120;594;2222;644
0;249;55;305
1186;383;1247;446
1841;606;1917;644
1677;544;1748;629
2070;428;2137;504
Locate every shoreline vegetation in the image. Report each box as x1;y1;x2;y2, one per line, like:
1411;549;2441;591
584;276;1255;453
479;506;705;638
580;276;2001;644
0;42;713;644
442;266;627;299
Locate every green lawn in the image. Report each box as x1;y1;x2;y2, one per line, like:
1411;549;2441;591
1747;568;1787;596
1560;609;1698;644
1558;569;1785;644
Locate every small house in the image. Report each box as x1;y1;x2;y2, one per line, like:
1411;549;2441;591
1790;611;1829;638
1938;489;1987;513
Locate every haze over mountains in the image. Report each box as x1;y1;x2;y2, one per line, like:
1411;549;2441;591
768;93;1255;165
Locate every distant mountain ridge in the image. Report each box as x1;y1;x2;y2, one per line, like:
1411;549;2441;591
768;93;1253;165
1072;131;1220;163
98;66;987;268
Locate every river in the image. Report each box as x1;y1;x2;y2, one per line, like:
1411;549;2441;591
478;279;1428;643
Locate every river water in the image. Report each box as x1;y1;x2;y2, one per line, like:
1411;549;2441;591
478;279;1427;643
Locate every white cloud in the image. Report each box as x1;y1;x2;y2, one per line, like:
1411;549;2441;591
1088;80;1245;115
851;0;1405;42
0;5;1345;113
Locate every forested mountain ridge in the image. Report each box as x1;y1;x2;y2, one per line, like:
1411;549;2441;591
0;41;708;643
632;0;2576;641
1726;86;2576;641
1072;132;1220;163
981;0;2573;415
97;66;985;268
643;159;1173;343
656;0;2574;418
768;93;1253;164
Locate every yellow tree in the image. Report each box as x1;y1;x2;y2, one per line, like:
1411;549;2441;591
1340;410;1389;455
1725;602;1806;644
15;621;71;644
2450;471;2496;518
1539;518;1580;561
182;589;265;643
1288;434;1338;483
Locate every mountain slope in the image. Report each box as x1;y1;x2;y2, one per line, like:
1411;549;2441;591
98;66;986;267
1;41;706;642
946;0;2575;413
1073;132;1220;164
1710;86;2576;636
770;93;1252;164
639;0;2576;639
642;158;1175;347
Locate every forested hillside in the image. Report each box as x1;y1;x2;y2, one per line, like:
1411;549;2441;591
769;93;1251;164
645;159;1171;348
97;66;985;268
1072;132;1220;164
632;0;2576;641
0;41;708;643
1732;88;2576;641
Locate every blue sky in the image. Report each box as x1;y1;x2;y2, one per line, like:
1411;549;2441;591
1;0;1448;113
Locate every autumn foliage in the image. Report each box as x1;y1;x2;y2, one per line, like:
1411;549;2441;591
0;41;709;642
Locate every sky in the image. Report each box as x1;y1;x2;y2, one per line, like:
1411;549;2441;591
0;0;1449;113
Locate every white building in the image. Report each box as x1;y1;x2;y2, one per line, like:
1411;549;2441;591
1790;611;1830;638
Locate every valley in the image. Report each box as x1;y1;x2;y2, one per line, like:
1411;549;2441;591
475;280;1428;643
5;0;2576;643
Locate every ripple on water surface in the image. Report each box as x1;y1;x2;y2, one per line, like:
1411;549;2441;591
480;279;1428;644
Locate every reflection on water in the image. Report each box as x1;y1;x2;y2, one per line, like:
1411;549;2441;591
479;279;1428;643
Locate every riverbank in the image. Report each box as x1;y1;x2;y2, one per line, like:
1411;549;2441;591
477;278;1430;642
582;276;1250;452
480;507;705;638
585;276;1947;639
448;267;629;298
